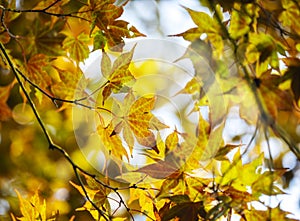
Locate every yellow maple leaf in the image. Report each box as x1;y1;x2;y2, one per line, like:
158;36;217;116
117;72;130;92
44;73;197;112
112;91;168;155
24;54;51;89
12;190;56;221
97;122;129;160
101;46;136;104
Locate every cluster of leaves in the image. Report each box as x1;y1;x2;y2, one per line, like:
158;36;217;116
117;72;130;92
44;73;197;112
1;0;300;221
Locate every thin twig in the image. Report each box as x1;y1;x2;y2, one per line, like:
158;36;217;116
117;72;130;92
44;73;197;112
1;44;155;220
0;4;90;22
0;42;111;221
15;68;112;114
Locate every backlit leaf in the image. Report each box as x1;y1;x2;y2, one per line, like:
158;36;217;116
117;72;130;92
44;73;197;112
176;77;201;95
93;30;107;51
14;190;54;221
252;170;286;196
173;7;223;57
214;144;241;161
79;0;144;51
24;54;51;89
111;91;166;154
97;123;128;160
229;7;252;39
51;68;87;100
219;150;263;191
101;46;136;104
62;32;90;62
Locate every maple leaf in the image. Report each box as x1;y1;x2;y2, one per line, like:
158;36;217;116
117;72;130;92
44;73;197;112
105;20;145;50
228;3;259;40
161;200;206;221
172;7;223;57
282;58;300;104
214;144;242;161
252;169;286;197
97;122;128;160
79;0;144;51
258;71;294;120
62;32;90;63
184;113;224;166
51;67;87;100
238;70;293;123
24;54;52;90
218;150;264;192
245;205;299;221
70;178;111;221
13;190;57;221
245;33;284;76
100;46;136;104
176;78;201;95
135;160;181;179
112;91;168;155
26;18;66;56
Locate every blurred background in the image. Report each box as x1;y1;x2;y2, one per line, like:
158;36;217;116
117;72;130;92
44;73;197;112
1;0;300;220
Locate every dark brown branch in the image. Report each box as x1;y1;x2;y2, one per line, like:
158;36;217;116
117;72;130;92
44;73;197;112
0;42;110;221
0;43;156;221
0;4;90;22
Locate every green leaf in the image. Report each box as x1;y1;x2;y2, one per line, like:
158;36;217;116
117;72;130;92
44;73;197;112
252;170;286;196
218;151;263;191
229;9;251;39
101;46;136;103
62;32;90;62
93;30;107;51
184;7;219;33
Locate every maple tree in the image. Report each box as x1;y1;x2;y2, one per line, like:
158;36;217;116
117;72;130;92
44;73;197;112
1;0;300;220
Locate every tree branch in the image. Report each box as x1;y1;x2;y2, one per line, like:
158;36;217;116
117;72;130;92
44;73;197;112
0;42;111;221
0;4;91;22
0;42;157;220
208;1;300;160
15;68;112;114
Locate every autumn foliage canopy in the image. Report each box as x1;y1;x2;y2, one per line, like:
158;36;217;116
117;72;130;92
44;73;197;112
1;0;300;220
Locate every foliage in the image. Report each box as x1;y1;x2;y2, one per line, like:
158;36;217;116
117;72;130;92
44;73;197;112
0;0;300;220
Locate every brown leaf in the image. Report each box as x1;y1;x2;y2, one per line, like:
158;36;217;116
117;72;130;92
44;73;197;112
162;201;206;221
135;160;181;179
